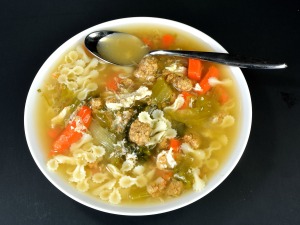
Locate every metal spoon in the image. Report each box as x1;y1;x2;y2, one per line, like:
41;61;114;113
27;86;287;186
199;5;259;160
85;30;287;69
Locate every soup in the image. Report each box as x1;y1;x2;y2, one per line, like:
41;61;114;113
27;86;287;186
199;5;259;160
37;26;240;205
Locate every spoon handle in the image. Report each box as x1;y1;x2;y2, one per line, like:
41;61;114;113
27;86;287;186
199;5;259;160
149;50;287;69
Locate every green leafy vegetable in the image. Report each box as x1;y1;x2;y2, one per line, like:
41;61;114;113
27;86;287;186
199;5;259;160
125;142;153;162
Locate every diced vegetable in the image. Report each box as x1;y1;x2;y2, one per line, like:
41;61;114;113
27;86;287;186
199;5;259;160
141;37;153;48
167;109;204;128
50;106;92;155
169;139;181;153
162;34;175;49
106;74;121;91
129;187;150;200
169;138;181;159
156;169;173;181
94;110;114;128
48;128;62;139
174;156;195;188
215;86;229;104
89;119;116;153
196;66;219;95
188;58;202;81
167;95;216;128
77;105;92;127
42;82;77;110
151;77;173;105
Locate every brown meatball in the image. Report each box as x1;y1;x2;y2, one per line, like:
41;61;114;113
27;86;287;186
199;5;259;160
164;72;177;83
119;78;134;88
133;56;158;82
129;120;152;146
183;133;201;149
171;76;193;91
105;96;118;104
163;65;192;92
165;179;184;197
157;138;169;150
147;177;167;198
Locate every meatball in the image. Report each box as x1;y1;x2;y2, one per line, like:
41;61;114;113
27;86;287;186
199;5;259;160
105;96;118;104
147;177;167;197
165;179;184;197
129;119;152;146
157;138;169;150
156;154;168;170
119;78;133;88
133;56;159;82
183;133;201;149
164;72;176;83
171;76;193;91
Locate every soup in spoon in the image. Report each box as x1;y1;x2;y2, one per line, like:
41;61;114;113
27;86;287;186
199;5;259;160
96;32;149;65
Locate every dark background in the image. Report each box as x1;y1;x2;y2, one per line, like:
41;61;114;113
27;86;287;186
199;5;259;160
1;0;299;224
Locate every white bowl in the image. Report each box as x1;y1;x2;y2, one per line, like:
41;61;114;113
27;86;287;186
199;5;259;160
24;17;252;216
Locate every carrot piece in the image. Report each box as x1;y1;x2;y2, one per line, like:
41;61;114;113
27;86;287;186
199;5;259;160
216;86;229;104
180;91;193;109
141;37;153;48
196;66;219;95
162;34;175;49
169;138;181;160
50;106;92;156
169;139;181;153
156;169;173;181
48;128;62;139
188;58;203;81
106;74;120;91
77;105;92;127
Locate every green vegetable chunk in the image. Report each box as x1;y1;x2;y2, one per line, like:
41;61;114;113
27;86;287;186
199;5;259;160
151;77;173;106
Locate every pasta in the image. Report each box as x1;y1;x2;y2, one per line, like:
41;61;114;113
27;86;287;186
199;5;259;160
92;173;109;184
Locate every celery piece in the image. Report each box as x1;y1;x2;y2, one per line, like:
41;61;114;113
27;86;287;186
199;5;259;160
151;77;173;105
129;187;150;200
94;110;114;128
174;156;195;188
89;119;116;153
166;95;217;128
42;83;77;111
166;108;209;128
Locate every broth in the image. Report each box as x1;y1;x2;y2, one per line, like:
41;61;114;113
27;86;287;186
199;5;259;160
35;25;240;205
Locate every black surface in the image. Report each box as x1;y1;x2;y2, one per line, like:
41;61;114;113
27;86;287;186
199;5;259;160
1;0;299;224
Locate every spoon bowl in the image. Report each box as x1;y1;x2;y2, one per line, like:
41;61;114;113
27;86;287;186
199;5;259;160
85;30;287;69
85;30;148;66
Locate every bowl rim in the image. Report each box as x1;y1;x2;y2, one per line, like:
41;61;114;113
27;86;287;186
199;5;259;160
24;17;252;216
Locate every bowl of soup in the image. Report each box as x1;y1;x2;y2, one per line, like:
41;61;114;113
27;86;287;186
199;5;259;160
24;17;252;215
